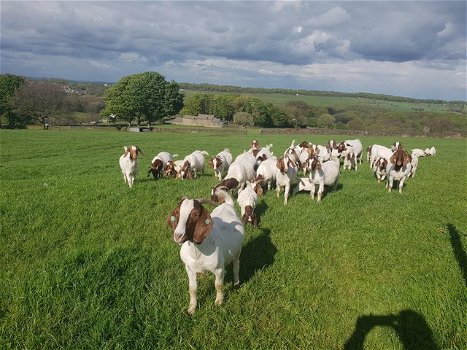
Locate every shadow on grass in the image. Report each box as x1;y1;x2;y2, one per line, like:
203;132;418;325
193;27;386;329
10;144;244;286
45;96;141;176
239;228;277;284
448;223;467;287
344;310;440;350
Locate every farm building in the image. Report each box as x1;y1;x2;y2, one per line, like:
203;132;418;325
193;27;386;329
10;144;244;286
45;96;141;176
168;114;224;128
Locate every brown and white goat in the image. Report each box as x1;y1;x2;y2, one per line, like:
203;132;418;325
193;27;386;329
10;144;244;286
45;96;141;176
167;192;244;315
386;149;412;193
119;145;143;188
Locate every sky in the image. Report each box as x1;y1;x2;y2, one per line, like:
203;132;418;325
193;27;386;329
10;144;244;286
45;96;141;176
1;1;466;101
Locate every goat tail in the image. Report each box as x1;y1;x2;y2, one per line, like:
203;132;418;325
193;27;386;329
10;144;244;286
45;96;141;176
172;154;179;158
201;151;209;156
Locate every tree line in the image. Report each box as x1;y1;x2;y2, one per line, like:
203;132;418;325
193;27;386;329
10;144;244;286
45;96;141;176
1;72;465;134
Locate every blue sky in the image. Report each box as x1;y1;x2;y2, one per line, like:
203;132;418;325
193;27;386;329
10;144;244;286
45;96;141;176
1;1;466;101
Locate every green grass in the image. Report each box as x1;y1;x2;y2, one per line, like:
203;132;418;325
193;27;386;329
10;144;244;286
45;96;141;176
182;89;461;113
1;128;466;349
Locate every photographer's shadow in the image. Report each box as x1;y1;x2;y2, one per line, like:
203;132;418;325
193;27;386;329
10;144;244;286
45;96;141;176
344;310;440;350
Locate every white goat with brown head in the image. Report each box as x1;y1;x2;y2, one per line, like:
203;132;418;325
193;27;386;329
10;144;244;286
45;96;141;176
167;192;244;315
119;145;143;188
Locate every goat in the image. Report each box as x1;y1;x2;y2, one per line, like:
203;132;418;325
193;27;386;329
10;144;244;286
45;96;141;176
425;146;436;156
254;156;278;193
391;141;403;152
343;139;363;165
409;152;420;178
148;152;177;179
254;143;274;169
237;181;259;226
180;150;209;179
247;140;262;157
369;144;393;168
119;145;143;188
212;151;256;194
386;149;412;193
305;157;340;201
275;155;298;204
167;193;244;315
411;149;426;158
343;151;357;171
372;157;388;183
209;149;233;181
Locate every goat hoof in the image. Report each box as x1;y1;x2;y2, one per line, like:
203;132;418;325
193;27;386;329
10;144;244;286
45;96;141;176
215;299;223;306
187;307;196;315
233;282;241;289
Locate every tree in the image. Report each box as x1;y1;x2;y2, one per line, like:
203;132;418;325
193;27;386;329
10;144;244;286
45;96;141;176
211;94;237;121
233;112;254;126
316;113;336;128
12;81;66;127
102;72;183;126
0;74;26;128
180;93;212;116
268;104;291;127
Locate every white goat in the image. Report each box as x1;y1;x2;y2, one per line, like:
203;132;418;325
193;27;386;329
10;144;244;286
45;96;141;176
119;145;143;188
148;151;177;179
212;152;256;193
168;192;244;315
209;149;233;181
237;181;259;226
370;144;393;168
411;149;426;158
254;156;278;193
306;157;340;201
425;146;436;156
343;139;363;165
254;143;274;169
275;155;299;204
180;150;209;179
409;153;420;178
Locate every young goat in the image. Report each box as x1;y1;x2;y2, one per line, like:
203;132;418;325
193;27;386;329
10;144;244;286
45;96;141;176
167;191;244;315
343;151;357;171
180;150;209;179
275;155;298;205
148;152;177;179
208;149;233;181
119;145;143;188
237;181;259;226
212;152;256;194
306;157;340;202
372;157;388;183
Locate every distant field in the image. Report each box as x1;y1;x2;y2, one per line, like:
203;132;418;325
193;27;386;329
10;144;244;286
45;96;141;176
1;128;466;349
182;89;459;113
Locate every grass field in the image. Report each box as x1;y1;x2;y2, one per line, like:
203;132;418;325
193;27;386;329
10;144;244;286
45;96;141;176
182;89;461;113
1;128;466;349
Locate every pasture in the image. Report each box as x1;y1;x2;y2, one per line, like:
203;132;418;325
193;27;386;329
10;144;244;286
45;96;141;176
0;128;466;349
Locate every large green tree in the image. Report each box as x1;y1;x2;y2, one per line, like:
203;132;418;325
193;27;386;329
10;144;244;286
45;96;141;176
0;74;26;128
102;72;183;126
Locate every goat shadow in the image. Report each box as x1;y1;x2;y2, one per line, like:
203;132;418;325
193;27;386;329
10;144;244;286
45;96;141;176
236;227;277;284
343;310;440;350
448;223;467;287
293;181;344;199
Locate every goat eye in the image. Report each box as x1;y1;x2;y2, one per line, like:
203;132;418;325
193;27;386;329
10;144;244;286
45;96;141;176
170;216;176;222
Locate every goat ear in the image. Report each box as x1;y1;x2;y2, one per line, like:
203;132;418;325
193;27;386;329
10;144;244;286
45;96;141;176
193;204;213;244
390;152;397;165
403;153;411;166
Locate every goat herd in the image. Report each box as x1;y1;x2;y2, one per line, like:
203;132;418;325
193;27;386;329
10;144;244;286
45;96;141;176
118;138;436;314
